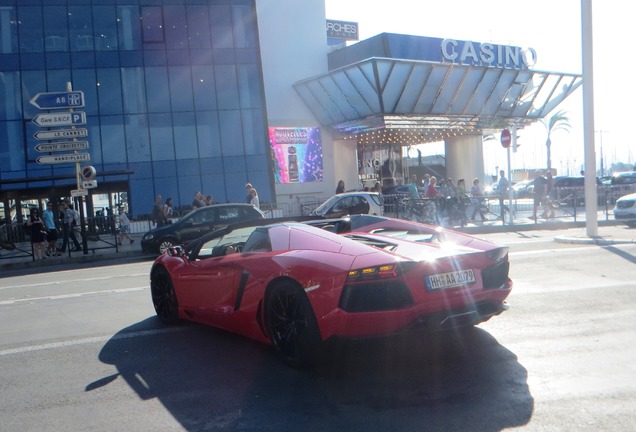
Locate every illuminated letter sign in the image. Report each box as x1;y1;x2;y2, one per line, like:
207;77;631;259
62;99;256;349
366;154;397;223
440;38;536;70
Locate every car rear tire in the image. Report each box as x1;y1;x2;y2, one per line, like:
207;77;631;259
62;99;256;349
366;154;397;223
158;238;177;255
265;280;322;368
151;266;180;324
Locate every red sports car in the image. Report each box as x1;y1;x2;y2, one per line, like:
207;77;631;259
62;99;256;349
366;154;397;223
150;215;512;367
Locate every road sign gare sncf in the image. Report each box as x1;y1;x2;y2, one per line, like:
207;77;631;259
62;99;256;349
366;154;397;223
32;111;86;127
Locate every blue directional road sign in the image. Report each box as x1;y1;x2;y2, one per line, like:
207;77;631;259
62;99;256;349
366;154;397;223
29;91;85;110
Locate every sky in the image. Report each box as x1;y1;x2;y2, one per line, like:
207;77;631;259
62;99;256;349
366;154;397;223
325;0;634;177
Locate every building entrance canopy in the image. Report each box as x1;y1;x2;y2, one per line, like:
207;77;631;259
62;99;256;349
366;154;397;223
294;33;582;146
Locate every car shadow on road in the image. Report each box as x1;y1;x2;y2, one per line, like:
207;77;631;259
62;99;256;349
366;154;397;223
91;318;533;432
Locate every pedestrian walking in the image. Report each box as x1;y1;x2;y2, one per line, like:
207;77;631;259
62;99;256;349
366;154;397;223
152;195;167;227
42;201;60;257
59;200;82;253
163;197;174;221
26;207;47;260
116;206;135;246
470;178;487;221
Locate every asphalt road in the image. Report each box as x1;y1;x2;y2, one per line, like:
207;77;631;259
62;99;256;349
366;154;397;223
1;230;635;432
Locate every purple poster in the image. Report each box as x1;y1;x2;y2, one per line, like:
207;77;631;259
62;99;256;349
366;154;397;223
269;127;323;184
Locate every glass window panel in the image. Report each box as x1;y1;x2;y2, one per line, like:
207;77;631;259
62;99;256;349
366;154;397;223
97;68;123;115
241;109;266;156
100;115;126;164
215;65;239;110
237;64;262;109
117;6;141;51
0;6;18;54
43;6;69;52
149;113;174;161
93;6;118;51
195;111;222;158
172;112;197;160
17;6;43;53
232;4;256;49
121;67;147;114
0;71;21;120
0;120;24;171
219;110;244;157
168;66;193;112
210;5;233;49
187;5;211;49
164;6;187;50
124;114;151;163
46;69;72;93
141;6;164;43
144;67;170;113
71;68;98;116
21;70;45;119
192;65;217;110
68;6;94;52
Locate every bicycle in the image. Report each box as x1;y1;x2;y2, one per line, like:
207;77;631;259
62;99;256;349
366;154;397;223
403;198;438;225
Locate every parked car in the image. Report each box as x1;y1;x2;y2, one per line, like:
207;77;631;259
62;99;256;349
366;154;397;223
613;192;636;227
512;179;534;198
310;192;384;218
149;215;513;367
141;203;265;254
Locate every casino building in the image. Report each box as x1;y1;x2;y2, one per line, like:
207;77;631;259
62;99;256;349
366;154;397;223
0;0;580;221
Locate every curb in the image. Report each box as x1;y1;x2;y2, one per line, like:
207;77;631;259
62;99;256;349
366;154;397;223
553;236;636;245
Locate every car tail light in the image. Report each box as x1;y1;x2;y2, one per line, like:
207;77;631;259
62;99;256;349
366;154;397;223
347;264;399;281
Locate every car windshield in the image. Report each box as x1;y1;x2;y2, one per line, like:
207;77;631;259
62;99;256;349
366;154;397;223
196;226;258;259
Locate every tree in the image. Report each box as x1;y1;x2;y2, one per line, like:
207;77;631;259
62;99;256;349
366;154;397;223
541;109;571;171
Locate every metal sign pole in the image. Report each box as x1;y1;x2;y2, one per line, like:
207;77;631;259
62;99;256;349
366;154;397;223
67;81;87;253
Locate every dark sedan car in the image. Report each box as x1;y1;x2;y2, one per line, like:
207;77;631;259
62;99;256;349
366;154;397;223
141;203;265;254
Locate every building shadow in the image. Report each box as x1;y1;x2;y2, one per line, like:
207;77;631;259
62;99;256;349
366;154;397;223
91;318;533;431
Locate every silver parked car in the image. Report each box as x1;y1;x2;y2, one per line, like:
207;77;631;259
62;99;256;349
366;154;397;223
613;192;636;228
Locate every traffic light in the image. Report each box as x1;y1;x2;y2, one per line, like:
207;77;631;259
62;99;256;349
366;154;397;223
512;127;521;152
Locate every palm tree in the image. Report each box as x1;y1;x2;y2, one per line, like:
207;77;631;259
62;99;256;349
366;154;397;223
541;109;571;171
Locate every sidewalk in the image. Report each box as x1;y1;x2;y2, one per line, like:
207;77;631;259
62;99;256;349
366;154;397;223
1;213;634;275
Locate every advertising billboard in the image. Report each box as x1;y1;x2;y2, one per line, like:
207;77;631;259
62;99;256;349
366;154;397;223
269;127;323;184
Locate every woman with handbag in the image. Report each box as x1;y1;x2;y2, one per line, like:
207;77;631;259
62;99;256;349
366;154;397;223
26;207;47;260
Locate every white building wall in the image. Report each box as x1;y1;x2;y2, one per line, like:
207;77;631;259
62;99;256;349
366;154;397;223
255;0;339;213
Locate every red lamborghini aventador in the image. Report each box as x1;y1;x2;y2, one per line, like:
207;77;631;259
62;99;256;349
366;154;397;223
150;215;512;367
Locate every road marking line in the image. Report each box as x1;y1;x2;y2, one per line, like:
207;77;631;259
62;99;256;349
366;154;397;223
0;327;186;357
0;273;148;290
0;286;147;305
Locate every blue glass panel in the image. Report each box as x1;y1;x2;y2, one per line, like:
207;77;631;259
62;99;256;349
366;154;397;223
0;6;18;53
128;177;154;217
43;6;69;52
149;113;174;160
145;67;170;113
141;6;164;44
71;52;96;69
189;49;213;65
144;50;167;66
124;114;151;163
46;69;72;92
95;52;119;67
166;50;190;66
97;68;123;115
93;6;118;51
68;6;94;52
0;71;21;121
19;53;46;70
232;4;256;49
117;6;141;51
223;171;249;202
121;67;147;114
45;52;71;69
164;6;187;50
195;111;221;158
175;159;200;179
237;64;262;109
100;115;126;164
71;69;99;116
215;65;239;109
168;66;193;112
219;110;244;157
0;120;25;171
85;122;102;165
177;177;202;211
210;5;233;49
17;6;43;53
192;65;217;110
172;112;197;160
119;51;144;67
201;173;227;203
129;161;153;180
21;70;46;119
241;109;266;156
187;5;211;49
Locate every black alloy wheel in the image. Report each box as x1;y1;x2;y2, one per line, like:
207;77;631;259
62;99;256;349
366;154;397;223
151;267;180;324
265;281;322;368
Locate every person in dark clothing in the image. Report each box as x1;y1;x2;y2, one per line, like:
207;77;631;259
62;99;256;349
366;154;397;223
532;172;547;219
152;195;167;227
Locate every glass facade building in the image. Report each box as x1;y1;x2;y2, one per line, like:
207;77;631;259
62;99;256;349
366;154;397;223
0;0;272;218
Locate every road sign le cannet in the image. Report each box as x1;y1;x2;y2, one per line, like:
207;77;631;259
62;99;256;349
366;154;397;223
36;153;90;165
33;128;88;140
